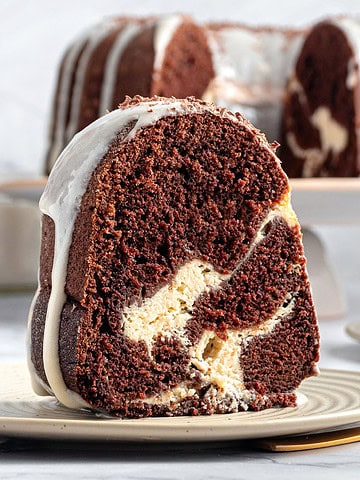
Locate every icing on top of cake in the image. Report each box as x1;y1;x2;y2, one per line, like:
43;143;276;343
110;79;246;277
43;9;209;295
331;16;360;77
206;25;304;104
153;15;183;75
204;24;304;140
98;22;143;116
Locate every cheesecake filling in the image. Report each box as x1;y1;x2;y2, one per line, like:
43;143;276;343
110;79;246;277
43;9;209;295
286;132;324;178
286;105;349;178
120;202;299;409
310;106;348;155
122;259;231;347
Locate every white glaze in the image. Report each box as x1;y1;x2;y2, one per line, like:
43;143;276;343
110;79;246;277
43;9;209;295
48;15;184;172
98;15;183;114
98;22;142;115
153;15;182;79
47;31;90;171
209;27;303;93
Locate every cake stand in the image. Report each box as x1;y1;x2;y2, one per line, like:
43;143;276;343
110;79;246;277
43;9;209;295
291;178;360;319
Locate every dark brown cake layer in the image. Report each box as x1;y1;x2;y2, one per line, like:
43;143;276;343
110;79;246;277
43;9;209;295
281;21;360;177
32;105;318;417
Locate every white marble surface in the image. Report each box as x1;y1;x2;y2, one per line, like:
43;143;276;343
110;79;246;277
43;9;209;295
1;0;360;478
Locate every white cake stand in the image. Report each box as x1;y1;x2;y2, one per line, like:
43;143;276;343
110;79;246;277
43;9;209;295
291;178;360;319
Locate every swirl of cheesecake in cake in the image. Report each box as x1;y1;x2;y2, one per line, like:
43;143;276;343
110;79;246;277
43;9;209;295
29;96;319;417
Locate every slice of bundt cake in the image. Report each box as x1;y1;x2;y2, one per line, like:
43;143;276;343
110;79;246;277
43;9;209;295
46;15;214;173
29;96;319;418
281;17;360;177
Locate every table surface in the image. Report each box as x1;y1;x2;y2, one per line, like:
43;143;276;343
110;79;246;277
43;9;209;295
0;225;359;479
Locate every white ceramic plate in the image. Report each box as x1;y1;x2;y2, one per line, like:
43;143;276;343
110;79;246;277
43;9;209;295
1;365;360;442
1;178;360;225
346;322;360;342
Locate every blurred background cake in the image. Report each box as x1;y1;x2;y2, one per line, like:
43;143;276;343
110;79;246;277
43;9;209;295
29;96;319;417
280;17;360;177
45;14;214;172
2;1;360;180
45;15;307;174
1;0;359;305
44;13;360;178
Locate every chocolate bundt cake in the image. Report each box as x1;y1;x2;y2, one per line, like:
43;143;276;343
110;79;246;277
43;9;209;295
29;96;319;418
46;15;214;173
281;17;360;177
204;23;305;142
45;14;306;176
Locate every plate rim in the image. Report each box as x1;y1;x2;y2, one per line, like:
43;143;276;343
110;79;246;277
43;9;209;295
1;365;360;442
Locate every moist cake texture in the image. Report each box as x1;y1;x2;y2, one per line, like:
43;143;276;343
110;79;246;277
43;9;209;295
29;96;319;417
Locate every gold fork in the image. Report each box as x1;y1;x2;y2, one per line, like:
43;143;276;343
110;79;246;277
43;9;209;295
254;426;360;452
